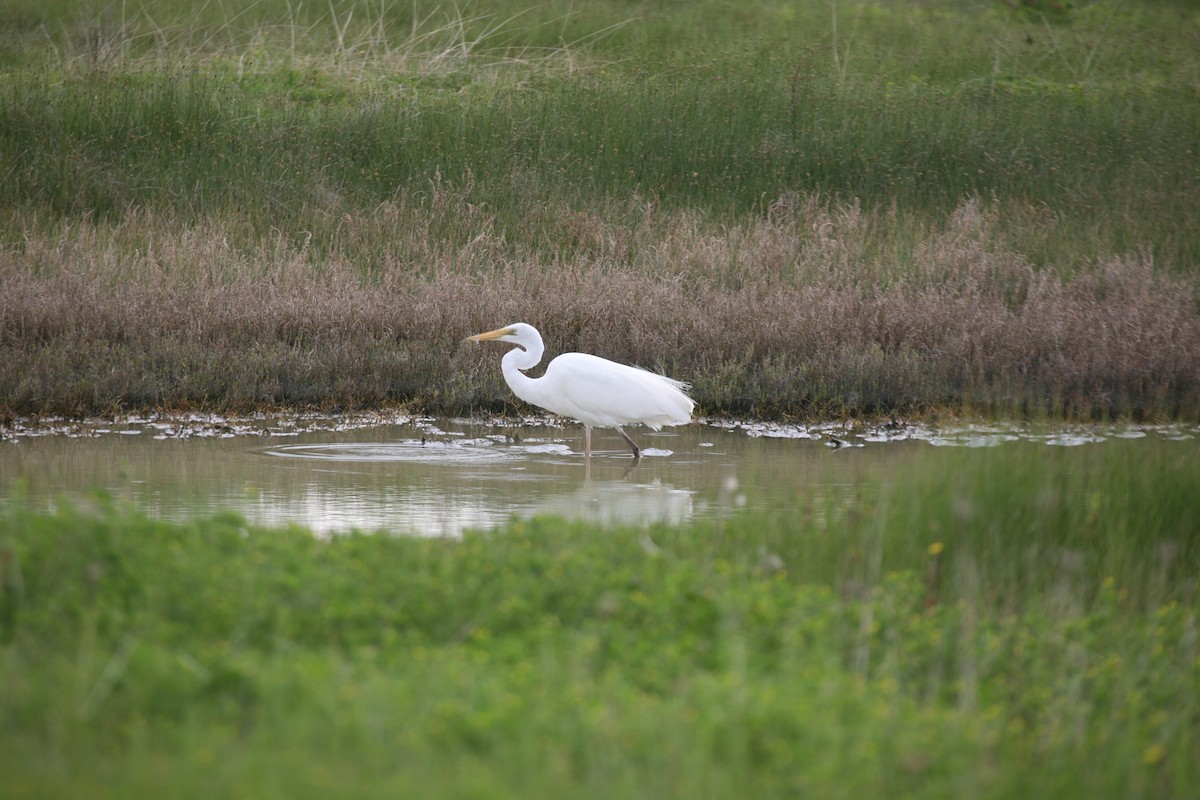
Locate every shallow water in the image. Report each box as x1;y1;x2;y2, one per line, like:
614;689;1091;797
1;413;1196;536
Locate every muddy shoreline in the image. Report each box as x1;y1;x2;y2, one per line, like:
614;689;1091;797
3;408;1195;448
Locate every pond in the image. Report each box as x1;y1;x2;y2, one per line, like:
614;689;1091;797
1;413;1196;536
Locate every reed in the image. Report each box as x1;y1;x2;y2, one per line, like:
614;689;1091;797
3;199;1197;418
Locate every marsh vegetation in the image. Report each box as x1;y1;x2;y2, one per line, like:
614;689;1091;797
2;0;1198;417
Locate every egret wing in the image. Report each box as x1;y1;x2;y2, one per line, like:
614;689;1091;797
538;353;693;429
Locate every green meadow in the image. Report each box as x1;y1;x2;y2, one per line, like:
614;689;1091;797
2;439;1198;798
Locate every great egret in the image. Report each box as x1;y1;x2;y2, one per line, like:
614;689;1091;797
466;322;694;461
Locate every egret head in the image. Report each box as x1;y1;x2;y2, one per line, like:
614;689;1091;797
466;323;535;345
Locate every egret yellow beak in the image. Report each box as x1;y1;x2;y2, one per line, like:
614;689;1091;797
466;326;513;343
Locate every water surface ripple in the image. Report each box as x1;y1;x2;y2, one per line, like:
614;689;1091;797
2;414;1195;536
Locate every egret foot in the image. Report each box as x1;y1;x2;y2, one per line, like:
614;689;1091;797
615;426;641;460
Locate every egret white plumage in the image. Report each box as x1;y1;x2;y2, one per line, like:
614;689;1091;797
466;323;694;461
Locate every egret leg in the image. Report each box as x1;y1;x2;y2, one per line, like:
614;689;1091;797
584;426;592;460
614;426;641;460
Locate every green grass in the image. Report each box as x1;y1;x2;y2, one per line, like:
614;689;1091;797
3;11;1197;267
2;439;1197;797
3;0;1198;267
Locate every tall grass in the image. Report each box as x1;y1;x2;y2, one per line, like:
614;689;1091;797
3;199;1197;417
2;440;1197;797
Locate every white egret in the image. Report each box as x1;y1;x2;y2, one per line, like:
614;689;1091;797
466;322;694;461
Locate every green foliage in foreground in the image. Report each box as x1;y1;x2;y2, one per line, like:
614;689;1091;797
2;440;1198;798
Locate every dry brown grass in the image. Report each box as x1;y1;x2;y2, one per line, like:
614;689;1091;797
3;196;1197;419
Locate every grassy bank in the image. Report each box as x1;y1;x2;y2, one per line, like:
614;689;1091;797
2;0;1199;418
2;439;1197;797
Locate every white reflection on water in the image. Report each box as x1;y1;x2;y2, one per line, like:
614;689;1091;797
239;480;520;537
253;437;695;535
